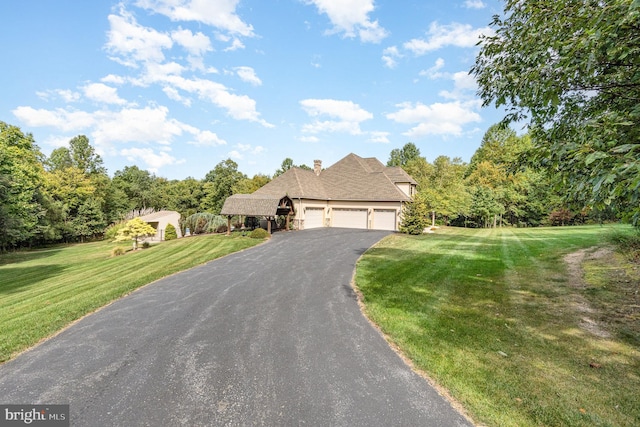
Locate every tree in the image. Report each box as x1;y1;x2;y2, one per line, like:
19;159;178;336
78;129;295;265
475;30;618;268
112;166;159;210
387;142;421;167
472;0;640;225
164;223;178;240
0;122;45;250
68;135;106;175
421;156;470;226
274;158;295;177
47;147;73;171
232;174;271;194
115;217;156;250
399;193;430;235
201;159;246;213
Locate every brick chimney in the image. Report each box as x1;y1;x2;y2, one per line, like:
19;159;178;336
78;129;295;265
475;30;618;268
314;159;322;176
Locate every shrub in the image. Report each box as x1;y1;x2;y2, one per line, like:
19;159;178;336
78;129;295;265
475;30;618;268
165;223;178;240
142;241;151;249
249;228;270;239
216;224;228;234
183;213;227;235
111;247;126;257
104;222;125;241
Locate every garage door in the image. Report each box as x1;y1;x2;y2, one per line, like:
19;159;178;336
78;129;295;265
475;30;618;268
332;208;368;229
304;208;324;229
374;209;396;231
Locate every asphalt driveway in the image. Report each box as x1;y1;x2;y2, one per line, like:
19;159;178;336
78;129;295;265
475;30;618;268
0;228;471;426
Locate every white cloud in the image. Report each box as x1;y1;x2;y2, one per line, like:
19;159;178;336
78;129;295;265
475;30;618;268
236;143;265;155
386;101;482;138
83;83;127;105
13;106;96;132
464;0;486;9
382;46;401;68
419;58;446;79
305;0;388;43
135;0;254;37
36;89;82;103
368;131;390;143
300;99;373;123
223;38;245;51
91;106;188;146
403;22;492;55
101;74;127;85
235;66;262;86
162;86;191;106
120;147;183;172
160;76;272;126
105;8;173;67
188;130;227;146
439;71;478;100
171;28;213;56
227;150;243;160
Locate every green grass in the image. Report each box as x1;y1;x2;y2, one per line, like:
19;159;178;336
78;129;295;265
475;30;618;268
355;225;640;427
0;234;262;363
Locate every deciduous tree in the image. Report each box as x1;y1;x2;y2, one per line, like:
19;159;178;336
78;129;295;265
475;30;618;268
472;0;640;225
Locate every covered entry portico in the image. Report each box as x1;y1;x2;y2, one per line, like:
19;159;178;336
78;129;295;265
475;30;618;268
220;194;295;234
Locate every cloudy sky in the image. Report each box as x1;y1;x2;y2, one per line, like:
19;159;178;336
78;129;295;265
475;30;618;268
1;0;504;179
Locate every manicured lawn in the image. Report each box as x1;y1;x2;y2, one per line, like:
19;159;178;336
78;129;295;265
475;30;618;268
0;234;262;363
355;225;640;427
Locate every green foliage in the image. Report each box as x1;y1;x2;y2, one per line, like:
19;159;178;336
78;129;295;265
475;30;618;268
399;194;430;235
387;142;421;167
104;222;125;241
472;0;640;226
184;212;227;235
248;228;270;239
164;223;178;240
201;159;246;213
115;217;156;249
0;121;45;250
232;174;271;194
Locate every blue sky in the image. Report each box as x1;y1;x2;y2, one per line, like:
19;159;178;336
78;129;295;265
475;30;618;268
1;0;505;180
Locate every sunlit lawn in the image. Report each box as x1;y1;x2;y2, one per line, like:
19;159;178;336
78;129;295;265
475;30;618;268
0;233;262;363
355;225;639;427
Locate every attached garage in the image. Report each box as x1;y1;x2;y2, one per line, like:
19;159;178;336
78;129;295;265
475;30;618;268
332;208;368;229
373;209;397;231
304;207;324;229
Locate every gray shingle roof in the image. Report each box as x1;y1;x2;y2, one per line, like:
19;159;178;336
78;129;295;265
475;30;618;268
255;153;414;202
220;194;290;216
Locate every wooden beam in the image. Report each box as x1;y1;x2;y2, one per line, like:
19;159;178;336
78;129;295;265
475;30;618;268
227;216;232;236
267;217;272;234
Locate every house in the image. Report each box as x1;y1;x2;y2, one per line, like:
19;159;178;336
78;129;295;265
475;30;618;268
138;210;183;241
220;153;417;231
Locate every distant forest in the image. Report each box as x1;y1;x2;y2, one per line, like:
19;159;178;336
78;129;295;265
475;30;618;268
0;120;630;250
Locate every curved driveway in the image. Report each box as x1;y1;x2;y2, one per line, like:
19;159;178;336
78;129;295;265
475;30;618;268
0;228;470;426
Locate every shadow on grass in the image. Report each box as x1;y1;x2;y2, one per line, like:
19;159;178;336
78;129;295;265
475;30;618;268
0;264;66;295
0;247;62;267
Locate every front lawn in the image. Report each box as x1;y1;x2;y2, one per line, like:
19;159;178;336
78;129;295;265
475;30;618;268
0;234;262;363
355;225;639;427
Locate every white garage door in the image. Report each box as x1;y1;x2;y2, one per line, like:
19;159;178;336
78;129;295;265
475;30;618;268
374;209;396;231
304;208;324;229
332;208;368;229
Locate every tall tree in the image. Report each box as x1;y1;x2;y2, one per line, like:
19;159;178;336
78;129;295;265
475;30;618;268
472;0;640;225
68;135;106;175
387;142;421;167
0;122;45;250
112;166;159;210
201;159;246;213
